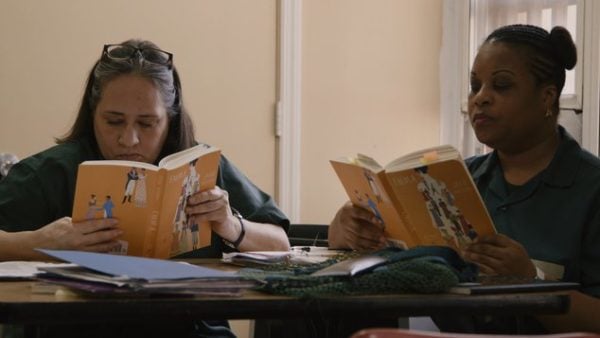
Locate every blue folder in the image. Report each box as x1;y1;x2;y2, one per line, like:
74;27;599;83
37;249;236;281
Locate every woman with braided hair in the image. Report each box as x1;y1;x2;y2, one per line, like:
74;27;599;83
329;24;600;333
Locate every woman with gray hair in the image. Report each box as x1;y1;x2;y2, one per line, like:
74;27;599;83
0;39;290;337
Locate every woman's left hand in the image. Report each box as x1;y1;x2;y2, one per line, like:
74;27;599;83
185;187;239;240
463;233;536;278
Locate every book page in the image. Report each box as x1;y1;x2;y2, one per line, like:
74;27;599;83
384;144;459;173
158;143;219;170
354;154;384;173
77;160;159;171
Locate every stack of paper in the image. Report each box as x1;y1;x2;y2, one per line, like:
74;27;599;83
0;261;73;280
35;249;258;296
222;247;342;267
222;251;293;266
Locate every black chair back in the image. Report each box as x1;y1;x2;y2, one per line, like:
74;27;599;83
287;224;329;247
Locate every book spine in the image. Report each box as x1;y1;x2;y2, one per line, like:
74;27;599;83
142;170;166;257
378;173;421;247
153;168;180;259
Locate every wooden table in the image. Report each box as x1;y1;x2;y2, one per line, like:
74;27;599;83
0;280;570;325
0;258;572;338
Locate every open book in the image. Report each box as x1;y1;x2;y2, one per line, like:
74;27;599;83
72;144;221;259
330;144;495;251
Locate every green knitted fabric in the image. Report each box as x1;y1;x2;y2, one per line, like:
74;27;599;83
244;256;459;298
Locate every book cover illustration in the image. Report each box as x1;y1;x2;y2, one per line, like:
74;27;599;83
73;165;161;256
72;146;220;258
82;168;148;220
384;159;495;251
331;146;495;252
415;165;478;248
153;149;220;258
166;159;213;257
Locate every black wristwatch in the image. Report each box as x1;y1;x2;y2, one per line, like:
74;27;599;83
223;208;246;250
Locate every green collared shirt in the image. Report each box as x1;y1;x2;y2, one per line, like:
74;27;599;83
0;138;289;258
466;126;600;297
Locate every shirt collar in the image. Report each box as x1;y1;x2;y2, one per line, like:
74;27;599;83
469;125;581;188
470;151;497;182
543;125;581;188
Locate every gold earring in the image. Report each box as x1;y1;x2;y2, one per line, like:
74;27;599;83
545;109;553;118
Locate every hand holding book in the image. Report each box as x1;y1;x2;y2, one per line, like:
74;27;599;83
330;145;496;252
329;201;387;251
30;217;123;256
71;144;221;258
463;233;538;278
184;187;246;250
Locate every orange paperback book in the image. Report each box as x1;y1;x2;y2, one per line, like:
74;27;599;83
72;144;221;259
330;145;496;251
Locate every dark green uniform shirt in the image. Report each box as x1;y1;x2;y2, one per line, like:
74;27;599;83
0;137;289;258
433;126;600;334
466;126;600;297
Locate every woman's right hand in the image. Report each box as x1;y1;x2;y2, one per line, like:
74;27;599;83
34;216;123;252
328;201;386;250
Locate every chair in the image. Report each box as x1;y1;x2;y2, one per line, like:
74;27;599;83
350;328;600;338
287;223;329;247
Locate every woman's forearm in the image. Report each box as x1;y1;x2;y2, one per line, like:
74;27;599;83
0;230;46;261
236;220;290;252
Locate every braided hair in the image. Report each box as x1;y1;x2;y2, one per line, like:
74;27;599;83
484;24;577;111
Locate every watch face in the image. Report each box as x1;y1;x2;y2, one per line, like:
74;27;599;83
0;153;19;176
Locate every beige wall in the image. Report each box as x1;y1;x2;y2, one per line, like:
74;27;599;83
1;0;445;225
0;0;277;196
0;3;276;336
300;0;444;224
1;0;445;336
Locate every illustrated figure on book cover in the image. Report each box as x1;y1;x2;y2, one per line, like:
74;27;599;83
85;194;103;220
171;159;202;255
122;167;139;204
103;195;115;219
363;169;385;224
364;170;384;203
415;167;478;248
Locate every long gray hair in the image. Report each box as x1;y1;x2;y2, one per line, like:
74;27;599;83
58;39;195;161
